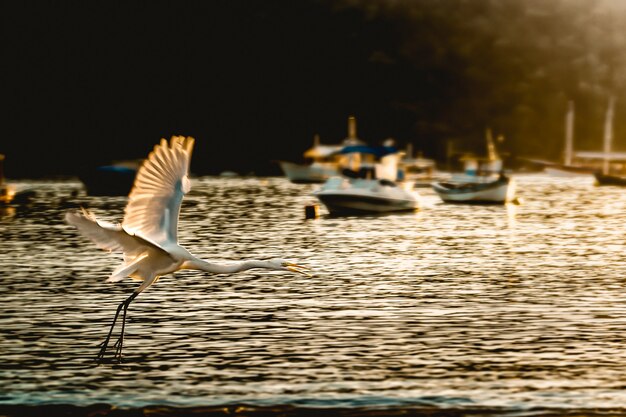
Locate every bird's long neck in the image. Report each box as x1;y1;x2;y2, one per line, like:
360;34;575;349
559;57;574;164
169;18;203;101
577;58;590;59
183;259;270;274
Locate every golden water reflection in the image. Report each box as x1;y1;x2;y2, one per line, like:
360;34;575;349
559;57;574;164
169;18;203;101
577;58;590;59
1;174;626;412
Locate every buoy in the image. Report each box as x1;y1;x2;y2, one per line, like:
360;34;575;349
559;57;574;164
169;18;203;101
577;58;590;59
304;204;319;219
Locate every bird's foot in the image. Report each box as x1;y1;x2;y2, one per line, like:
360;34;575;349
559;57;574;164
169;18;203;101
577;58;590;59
112;337;124;363
94;345;109;364
94;338;119;364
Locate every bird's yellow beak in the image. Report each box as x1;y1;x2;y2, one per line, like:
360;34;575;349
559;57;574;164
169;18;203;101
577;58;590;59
284;262;312;277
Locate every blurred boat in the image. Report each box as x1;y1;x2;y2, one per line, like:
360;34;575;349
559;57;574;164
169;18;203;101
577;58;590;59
0;178;14;205
277;134;345;183
432;173;515;204
589;97;626;186
594;172;626;186
278;117;364;184
0;154;15;203
545;101;596;177
399;143;436;187
432;129;516;204
537;100;624;178
0;154;35;204
78;160;141;196
313;143;419;214
315;176;420;214
444;128;505;183
278;154;341;184
0;184;16;204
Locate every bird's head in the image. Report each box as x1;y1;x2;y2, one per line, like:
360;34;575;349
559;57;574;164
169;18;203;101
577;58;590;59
267;258;312;276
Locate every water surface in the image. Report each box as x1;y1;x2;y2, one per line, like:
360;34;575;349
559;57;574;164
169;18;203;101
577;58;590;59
1;174;626;414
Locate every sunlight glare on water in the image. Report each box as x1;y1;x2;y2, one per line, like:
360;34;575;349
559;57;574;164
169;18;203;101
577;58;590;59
1;174;626;413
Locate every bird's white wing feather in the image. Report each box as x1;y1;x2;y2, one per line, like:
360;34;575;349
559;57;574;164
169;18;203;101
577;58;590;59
65;210;154;257
122;136;194;247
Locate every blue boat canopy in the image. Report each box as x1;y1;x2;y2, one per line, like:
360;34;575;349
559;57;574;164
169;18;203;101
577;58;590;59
97;165;137;174
339;145;398;157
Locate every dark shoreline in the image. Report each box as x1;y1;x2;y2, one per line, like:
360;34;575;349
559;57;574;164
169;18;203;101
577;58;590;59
2;404;626;417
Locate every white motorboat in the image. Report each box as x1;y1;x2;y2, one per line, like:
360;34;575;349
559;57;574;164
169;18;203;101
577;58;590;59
432;173;516;204
314;176;420;214
313;143;420;214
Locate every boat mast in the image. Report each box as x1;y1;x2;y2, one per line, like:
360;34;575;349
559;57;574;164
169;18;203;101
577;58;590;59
486;128;497;161
564;100;574;166
344;115;361;170
602;96;616;175
347;116;358;142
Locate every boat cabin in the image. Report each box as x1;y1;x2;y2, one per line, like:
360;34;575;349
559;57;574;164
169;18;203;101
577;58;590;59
337;144;401;181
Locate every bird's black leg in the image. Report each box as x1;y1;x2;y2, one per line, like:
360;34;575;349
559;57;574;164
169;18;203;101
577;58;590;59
96;301;125;362
96;292;138;363
113;292;137;361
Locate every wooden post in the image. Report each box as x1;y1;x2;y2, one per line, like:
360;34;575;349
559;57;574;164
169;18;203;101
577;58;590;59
304;204;319;219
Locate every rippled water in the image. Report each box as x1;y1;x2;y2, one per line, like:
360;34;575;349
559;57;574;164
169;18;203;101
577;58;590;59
2;174;626;414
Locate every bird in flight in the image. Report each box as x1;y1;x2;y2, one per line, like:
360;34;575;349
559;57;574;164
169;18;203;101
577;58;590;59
66;136;310;363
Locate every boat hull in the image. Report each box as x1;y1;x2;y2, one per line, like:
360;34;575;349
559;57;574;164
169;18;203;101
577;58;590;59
432;176;516;204
78;165;137;196
594;172;626;186
314;178;420;214
278;161;339;184
316;193;419;214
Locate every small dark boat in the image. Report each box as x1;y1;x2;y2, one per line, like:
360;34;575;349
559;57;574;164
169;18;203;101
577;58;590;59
594;172;626;186
78;161;141;196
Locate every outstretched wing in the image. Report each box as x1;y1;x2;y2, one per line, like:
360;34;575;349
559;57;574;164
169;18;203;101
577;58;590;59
122;136;195;247
65;209;162;258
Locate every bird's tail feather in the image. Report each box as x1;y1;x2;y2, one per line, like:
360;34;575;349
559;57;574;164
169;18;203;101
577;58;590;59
107;252;149;282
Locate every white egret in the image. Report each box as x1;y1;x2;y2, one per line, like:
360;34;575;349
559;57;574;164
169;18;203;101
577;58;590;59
66;136;310;362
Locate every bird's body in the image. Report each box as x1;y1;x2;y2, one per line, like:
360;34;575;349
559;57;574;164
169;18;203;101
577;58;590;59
66;136;309;362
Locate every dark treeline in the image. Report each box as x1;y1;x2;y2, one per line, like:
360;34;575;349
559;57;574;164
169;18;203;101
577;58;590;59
3;0;625;178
